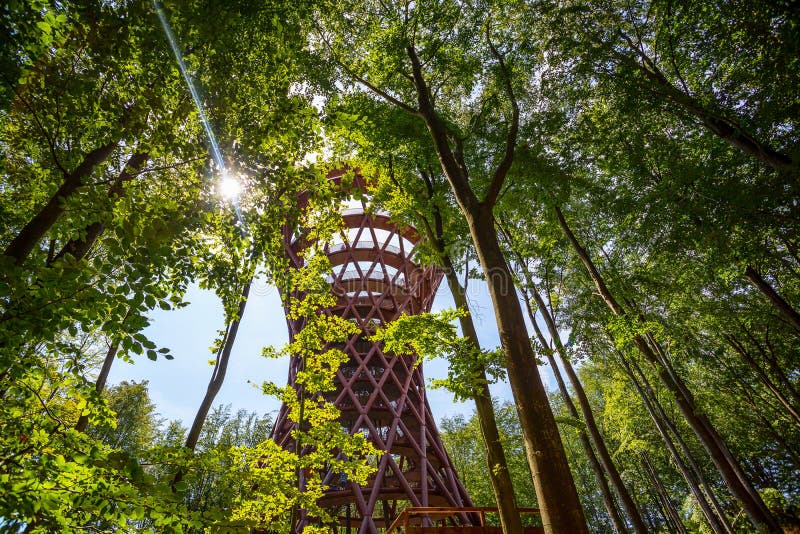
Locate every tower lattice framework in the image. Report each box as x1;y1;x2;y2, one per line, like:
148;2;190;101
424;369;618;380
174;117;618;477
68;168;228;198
270;171;472;532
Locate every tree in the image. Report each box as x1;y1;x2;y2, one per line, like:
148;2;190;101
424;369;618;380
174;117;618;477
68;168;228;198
87;380;162;455
314;1;588;530
0;0;324;529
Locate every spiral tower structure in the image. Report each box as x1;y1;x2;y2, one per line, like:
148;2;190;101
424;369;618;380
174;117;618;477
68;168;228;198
270;170;472;532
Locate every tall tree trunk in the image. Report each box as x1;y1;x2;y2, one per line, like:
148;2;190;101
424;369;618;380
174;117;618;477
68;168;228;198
634;357;733;534
498;222;645;533
744;266;800;332
185;277;251;450
555;206;780;533
617;348;733;534
522;291;628;534
4;141;118;265
417;176;524;534
441;254;524;534
467;209;588;533
641;455;688;534
725;335;800;427
404;43;588;532
521;280;647;533
172;276;252;488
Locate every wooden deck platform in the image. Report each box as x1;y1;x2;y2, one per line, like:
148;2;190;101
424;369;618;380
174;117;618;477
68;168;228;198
386;507;544;534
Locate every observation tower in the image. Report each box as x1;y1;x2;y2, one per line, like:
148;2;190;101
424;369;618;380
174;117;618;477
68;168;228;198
270;170;472;532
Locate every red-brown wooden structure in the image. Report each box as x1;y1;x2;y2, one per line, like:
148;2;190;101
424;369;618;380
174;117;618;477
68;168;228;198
270;170;473;532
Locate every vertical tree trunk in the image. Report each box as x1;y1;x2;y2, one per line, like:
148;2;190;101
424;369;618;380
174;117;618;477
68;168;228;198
4;141;118;265
499;223;645;533
555;206;780;533
75;338;121;433
526;285;647;533
441;255;525;534
522;291;628;534
617;349;733;534
403;41;588;532
641;455;688;534
418;186;524;534
172;276;252;488
185;277;252;450
635;359;733;534
467;209;588;533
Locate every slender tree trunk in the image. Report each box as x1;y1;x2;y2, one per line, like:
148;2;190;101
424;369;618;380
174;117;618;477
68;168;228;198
172;276;252;488
51;152;149;264
555;206;779;533
618;349;733;534
744;266;800;332
75;339;121;432
641;455;688;534
404;43;587;532
499;223;645;534
725;335;800;427
526;287;647;533
185;277;251;450
523;292;628;534
563;430;612;530
4;141;118;265
636;361;733;534
441;254;524;534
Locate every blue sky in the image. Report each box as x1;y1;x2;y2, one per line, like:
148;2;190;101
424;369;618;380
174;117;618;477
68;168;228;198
106;275;528;429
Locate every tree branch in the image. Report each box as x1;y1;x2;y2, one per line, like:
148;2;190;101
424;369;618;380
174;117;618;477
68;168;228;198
406;45;477;212
483;25;520;209
316;28;420;116
618;31;794;171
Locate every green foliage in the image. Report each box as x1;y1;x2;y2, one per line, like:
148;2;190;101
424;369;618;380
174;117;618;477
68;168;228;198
236;206;376;530
2;0;800;530
1;377;203;532
373;309;505;402
440;403;539;516
0;0;324;530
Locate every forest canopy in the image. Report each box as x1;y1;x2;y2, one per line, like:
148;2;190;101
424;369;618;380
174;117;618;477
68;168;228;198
1;0;798;532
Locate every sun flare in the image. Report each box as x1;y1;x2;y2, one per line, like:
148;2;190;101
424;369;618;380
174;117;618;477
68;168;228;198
218;174;242;200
